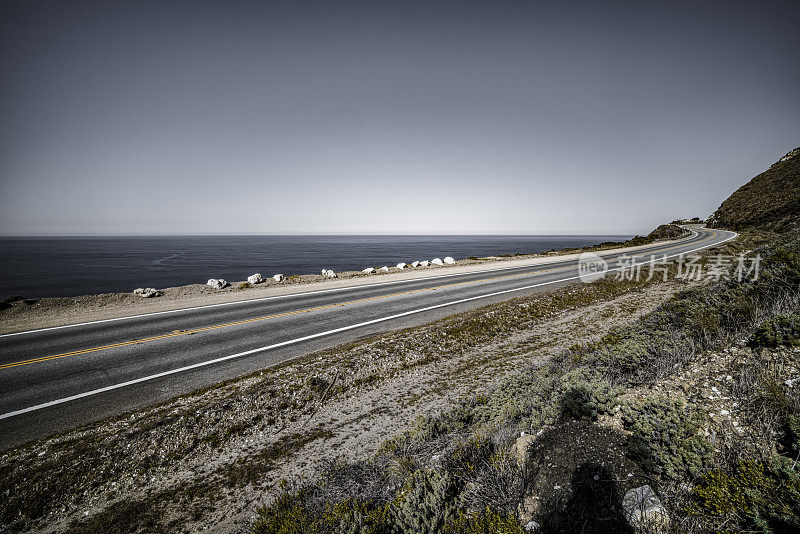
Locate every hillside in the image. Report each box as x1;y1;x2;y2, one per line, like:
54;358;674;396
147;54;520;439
707;147;800;231
646;223;690;241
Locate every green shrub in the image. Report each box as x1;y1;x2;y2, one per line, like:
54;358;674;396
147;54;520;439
444;434;493;479
559;369;621;420
321;499;390;534
441;508;523;534
687;459;800;532
787;414;800;453
764;240;800;282
252;489;393;534
389;470;458;534
459;452;525;516
622;395;711;479
749;314;800;347
688;461;767;519
470;367;559;428
598;325;653;369
252;490;313;534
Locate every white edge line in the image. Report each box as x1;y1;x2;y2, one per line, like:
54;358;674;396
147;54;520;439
0;229;735;420
0;230;702;339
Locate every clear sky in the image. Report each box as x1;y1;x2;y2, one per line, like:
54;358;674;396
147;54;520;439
1;1;798;236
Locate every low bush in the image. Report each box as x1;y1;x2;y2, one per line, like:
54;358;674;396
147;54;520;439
320;499;390;534
558;368;621;420
470;367;560;430
443;434;493;480
252;490;314;534
687;459;800;532
390;470;458;534
622;395;711;479
749;314;800;347
441;508;523;534
459;451;525;516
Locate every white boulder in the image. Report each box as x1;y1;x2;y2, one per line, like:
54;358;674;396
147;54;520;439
206;278;228;290
622;485;670;532
431;258;444;266
247;273;263;284
362;267;375;274
420;260;430;267
396;263;407;269
273;274;285;282
380;266;390;272
443;256;455;264
411;261;420;267
133;287;162;298
321;269;337;278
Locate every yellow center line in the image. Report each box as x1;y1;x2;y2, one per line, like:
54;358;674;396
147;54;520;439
1;233;715;371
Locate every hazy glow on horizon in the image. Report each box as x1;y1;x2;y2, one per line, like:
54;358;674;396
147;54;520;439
1;1;799;236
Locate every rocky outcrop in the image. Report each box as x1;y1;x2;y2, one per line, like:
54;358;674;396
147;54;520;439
622;485;670;532
206;279;228;290
133;288;162;298
247;273;263;284
514;433;537;467
777;146;800;164
514;432;540;528
443;257;455;264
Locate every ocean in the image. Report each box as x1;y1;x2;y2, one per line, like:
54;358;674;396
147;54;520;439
0;235;630;299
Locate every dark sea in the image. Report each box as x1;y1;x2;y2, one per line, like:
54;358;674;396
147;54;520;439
0;235;630;299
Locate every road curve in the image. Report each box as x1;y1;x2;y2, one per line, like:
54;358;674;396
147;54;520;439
0;228;737;448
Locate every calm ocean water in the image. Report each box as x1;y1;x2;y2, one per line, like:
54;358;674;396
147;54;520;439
0;235;630;299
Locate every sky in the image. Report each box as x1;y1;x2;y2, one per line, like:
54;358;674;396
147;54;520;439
1;1;799;236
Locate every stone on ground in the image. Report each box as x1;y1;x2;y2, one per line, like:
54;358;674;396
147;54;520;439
206;279;228;290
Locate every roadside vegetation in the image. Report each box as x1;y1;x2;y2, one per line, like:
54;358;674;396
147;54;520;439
250;229;800;534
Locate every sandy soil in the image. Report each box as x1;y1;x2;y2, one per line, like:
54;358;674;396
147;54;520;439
0;238;681;334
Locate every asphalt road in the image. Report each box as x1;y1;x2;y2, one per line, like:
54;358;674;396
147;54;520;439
0;228;737;448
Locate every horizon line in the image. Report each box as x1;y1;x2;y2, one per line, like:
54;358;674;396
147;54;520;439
0;232;637;238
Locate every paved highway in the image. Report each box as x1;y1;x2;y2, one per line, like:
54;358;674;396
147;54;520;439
0;228;736;447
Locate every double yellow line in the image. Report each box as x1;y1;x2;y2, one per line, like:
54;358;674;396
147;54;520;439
1;232;714;371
